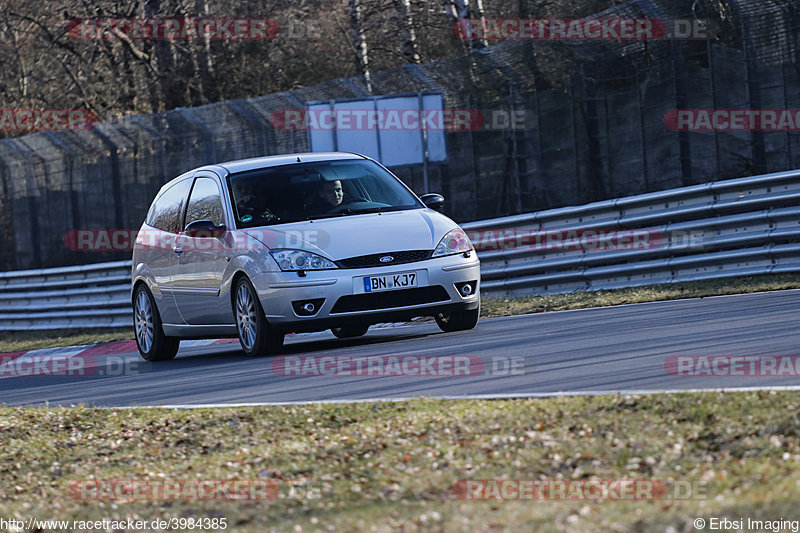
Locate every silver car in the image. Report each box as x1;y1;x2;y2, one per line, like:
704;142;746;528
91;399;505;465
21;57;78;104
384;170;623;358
131;152;480;361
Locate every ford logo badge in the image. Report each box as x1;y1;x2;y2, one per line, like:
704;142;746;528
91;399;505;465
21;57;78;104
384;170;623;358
379;255;394;263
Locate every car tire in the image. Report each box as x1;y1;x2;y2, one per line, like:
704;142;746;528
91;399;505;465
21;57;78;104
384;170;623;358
435;302;480;333
331;325;370;338
133;285;180;362
234;277;284;356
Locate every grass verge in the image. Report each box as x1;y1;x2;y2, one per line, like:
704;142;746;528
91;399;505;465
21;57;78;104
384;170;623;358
481;272;800;317
0;328;133;354
2;273;799;354
1;392;798;532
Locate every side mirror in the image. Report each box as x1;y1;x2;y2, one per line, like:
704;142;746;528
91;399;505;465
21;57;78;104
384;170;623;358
420;193;445;211
185;219;226;238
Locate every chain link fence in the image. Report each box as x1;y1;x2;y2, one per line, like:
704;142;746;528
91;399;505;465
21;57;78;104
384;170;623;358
1;0;798;270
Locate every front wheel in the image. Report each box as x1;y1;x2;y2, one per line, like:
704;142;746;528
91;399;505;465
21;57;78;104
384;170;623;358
234;277;284;356
133;285;180;361
435;303;480;333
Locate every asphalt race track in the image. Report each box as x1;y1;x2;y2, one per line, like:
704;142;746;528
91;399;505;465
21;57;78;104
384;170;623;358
1;290;798;407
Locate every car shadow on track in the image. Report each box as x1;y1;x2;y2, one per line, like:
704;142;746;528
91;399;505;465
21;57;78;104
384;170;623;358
180;329;441;362
0;329;446;404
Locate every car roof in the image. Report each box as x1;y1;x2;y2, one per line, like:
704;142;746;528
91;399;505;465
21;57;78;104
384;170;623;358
196;152;367;176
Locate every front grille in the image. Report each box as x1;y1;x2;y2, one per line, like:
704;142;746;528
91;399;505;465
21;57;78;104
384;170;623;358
330;286;450;314
336;250;432;269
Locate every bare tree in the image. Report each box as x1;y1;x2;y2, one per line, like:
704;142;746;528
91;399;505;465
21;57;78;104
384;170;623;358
145;0;181;111
349;0;372;91
442;0;475;53
0;0;620;136
395;0;420;63
192;0;217;103
470;0;488;48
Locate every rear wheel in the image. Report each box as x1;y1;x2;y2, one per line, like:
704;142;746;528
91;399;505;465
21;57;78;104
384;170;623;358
133;285;180;361
234;277;284;356
331;325;370;338
435;303;480;333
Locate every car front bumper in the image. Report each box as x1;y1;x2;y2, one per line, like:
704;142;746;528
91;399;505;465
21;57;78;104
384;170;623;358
250;254;480;333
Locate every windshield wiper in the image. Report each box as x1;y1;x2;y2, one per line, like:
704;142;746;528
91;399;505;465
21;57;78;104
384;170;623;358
336;206;386;215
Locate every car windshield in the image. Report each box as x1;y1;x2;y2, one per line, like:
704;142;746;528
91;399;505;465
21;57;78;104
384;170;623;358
228;159;423;228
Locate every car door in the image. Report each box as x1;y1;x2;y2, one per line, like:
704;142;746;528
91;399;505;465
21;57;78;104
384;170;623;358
142;177;192;325
170;172;232;325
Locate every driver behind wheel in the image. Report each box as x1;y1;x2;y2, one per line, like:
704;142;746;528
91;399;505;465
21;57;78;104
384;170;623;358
308;179;344;213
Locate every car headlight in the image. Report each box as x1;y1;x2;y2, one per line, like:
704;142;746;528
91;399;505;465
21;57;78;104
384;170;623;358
432;228;474;257
270;249;338;271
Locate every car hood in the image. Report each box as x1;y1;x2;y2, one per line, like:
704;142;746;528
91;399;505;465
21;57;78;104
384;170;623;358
242;209;459;260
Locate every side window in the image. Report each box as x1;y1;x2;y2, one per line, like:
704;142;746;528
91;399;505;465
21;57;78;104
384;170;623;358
184;177;224;229
147;179;191;233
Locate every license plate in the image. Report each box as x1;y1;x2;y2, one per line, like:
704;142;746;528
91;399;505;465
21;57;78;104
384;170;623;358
363;272;417;292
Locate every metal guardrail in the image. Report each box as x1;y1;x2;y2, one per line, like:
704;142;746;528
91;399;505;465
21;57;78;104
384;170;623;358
1;169;799;329
0;261;132;330
463;169;800;297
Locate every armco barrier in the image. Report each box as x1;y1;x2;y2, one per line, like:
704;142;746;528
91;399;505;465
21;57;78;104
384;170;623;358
463;169;800;297
1;169;800;329
0;261;132;330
